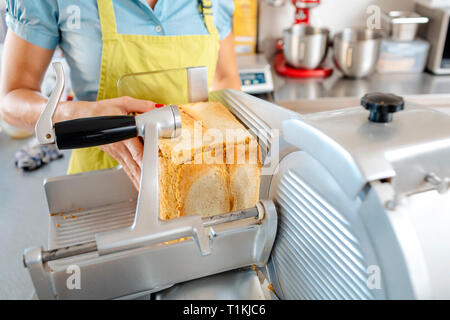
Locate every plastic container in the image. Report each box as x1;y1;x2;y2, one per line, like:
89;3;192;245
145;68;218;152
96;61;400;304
377;38;430;73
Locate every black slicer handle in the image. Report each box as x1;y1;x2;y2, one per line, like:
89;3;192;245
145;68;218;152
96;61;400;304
54;115;137;149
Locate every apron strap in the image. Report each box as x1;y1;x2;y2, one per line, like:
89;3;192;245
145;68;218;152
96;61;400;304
97;0;118;39
97;0;219;38
198;0;219;37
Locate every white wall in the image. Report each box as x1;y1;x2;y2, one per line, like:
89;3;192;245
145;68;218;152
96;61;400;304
310;0;415;30
258;0;416;55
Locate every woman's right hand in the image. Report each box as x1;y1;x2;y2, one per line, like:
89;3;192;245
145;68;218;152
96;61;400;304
89;96;156;118
89;96;156;190
57;96;156;190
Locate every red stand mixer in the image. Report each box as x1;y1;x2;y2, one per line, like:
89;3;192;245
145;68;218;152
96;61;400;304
274;0;333;78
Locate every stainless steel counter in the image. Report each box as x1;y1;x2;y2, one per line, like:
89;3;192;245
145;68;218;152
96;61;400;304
273;65;450;102
271;61;450;112
0;132;70;299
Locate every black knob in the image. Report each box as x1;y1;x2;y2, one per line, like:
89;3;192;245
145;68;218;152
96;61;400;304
361;92;404;123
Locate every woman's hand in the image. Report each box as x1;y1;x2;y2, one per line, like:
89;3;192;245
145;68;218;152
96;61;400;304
61;96;154;190
99;137;144;191
93;97;155;190
57;96;154;190
91;96;155;117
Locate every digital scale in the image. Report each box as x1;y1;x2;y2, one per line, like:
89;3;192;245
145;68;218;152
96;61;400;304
236;54;274;95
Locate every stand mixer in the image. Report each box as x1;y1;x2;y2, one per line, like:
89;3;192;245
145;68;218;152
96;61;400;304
274;0;333;78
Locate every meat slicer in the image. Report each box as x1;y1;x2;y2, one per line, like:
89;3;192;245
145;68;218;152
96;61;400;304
24;62;450;299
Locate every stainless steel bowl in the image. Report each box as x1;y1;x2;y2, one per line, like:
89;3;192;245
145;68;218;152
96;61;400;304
283;25;330;69
333;28;384;78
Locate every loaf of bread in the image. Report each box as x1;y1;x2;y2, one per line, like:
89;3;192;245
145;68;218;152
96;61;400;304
158;101;261;220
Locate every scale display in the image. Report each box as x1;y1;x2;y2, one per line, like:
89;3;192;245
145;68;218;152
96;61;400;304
240;72;267;86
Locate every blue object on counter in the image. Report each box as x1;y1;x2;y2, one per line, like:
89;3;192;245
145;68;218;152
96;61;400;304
15;138;63;171
377;38;430;73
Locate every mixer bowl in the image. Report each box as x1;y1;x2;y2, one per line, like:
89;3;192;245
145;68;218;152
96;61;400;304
283;25;330;69
333;28;384;78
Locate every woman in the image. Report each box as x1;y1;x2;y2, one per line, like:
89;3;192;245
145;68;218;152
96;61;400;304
0;0;241;189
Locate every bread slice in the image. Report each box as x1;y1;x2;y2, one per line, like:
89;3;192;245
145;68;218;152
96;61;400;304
177;164;231;217
227;144;262;211
158;156;231;219
228;163;261;212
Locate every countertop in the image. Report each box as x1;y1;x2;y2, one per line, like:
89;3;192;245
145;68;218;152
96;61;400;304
273;68;450;102
0;132;70;299
270;60;450;112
